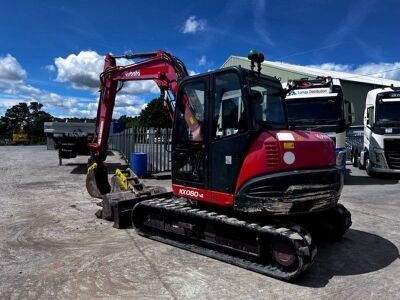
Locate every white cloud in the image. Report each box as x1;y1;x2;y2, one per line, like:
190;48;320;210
45;64;56;72
188;70;198;76
198;55;207;66
182;16;206;34
120;81;158;95
309;62;400;81
52;50;159;95
309;63;353;73
0;52;165;119
0;54;27;82
0;54;96;117
353;62;400;80
53;50;103;89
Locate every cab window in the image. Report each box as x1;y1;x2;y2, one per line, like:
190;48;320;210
214;72;246;138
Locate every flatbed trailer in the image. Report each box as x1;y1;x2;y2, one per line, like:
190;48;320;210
44;122;95;165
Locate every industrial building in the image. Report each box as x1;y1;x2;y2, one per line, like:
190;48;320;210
222;56;400;125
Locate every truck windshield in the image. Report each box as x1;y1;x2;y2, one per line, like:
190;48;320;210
249;81;287;129
285;97;341;124
377;100;400;122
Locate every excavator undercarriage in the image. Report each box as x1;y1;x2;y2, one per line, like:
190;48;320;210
94;178;350;281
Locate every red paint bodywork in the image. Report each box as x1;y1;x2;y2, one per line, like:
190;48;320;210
171;130;336;207
172;184;234;206
235;130;336;193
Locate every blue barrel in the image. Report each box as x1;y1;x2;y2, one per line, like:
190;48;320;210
131;152;147;177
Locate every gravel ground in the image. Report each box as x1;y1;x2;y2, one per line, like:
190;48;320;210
0;146;399;300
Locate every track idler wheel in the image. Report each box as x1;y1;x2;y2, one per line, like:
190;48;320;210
271;241;296;267
314;204;352;240
86;162;111;198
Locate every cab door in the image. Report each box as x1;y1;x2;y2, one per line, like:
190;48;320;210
208;71;250;194
172;76;209;189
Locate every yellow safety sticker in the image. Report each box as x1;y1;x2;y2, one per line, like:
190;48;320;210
283;142;295;149
189;116;196;125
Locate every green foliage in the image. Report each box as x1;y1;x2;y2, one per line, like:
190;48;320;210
117;98;171;128
0;102;53;137
117;115;141;128
30;110;53;137
139;98;171;128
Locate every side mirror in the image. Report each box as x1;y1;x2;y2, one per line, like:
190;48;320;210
366;106;374;128
344;100;355;126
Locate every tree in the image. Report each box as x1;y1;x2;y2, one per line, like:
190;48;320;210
117;115;141;128
30;110;53;137
3;102;30;130
0;102;53;137
139;98;171;128
116;98;171;128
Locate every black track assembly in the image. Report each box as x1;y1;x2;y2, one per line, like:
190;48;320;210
132;198;317;281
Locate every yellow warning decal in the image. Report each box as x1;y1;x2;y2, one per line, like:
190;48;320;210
189;116;196;125
283;142;295;149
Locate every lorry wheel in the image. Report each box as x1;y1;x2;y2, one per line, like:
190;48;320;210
358;154;365;170
365;157;375;177
351;149;358;167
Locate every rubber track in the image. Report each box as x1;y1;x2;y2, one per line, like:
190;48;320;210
132;198;317;281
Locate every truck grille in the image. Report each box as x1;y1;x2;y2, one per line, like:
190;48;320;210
384;139;400;169
264;141;280;168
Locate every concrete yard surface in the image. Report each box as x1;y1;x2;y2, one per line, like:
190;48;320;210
0;146;399;299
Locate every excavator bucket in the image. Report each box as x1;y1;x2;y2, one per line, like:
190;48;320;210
86;162;111;198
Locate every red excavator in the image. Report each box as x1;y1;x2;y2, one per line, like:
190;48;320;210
86;50;351;281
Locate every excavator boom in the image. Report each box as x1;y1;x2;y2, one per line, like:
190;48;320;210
89;50;187;162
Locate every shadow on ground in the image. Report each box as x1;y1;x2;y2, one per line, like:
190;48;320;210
68;162;129;174
344;168;399;185
297;229;399;288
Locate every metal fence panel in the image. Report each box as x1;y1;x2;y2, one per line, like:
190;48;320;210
109;127;172;174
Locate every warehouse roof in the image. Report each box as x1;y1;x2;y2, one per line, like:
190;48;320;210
224;56;400;87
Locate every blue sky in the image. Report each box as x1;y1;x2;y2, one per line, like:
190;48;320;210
0;0;399;118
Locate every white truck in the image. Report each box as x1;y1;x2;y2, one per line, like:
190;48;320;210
284;77;354;169
350;87;400;176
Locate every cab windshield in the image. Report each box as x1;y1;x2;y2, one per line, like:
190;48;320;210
249;80;287;129
286;97;342;124
377;100;400;122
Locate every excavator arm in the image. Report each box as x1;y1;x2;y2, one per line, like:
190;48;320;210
89;50;188;161
86;50;190;198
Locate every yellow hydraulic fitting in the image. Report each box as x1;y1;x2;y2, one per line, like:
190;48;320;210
115;168;129;191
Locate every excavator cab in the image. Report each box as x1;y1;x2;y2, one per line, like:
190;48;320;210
172;67;287;201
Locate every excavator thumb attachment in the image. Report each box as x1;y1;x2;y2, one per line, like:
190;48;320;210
86;162;111;198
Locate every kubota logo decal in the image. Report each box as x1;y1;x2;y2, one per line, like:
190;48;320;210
125;70;141;77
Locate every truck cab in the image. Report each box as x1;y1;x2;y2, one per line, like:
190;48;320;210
359;87;400;175
284;77;354;169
